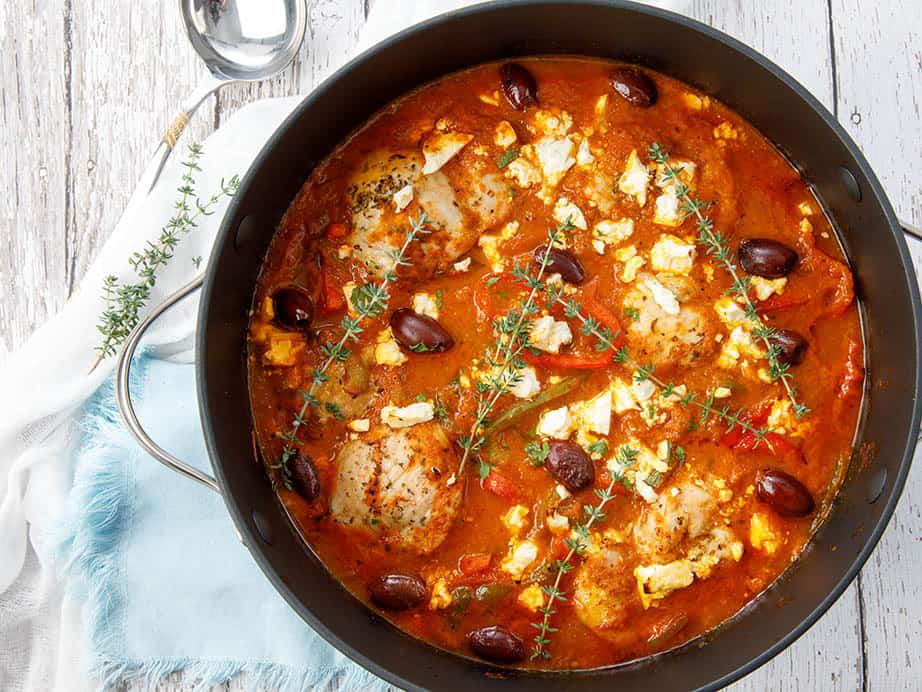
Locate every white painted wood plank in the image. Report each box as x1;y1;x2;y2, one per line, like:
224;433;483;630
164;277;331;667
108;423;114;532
830;1;922;688
0;0;69;361
67;1;216;303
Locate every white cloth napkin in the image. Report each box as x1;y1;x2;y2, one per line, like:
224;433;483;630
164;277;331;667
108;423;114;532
0;1;685;690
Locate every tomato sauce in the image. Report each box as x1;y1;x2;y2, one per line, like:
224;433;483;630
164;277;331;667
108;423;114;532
247;58;863;669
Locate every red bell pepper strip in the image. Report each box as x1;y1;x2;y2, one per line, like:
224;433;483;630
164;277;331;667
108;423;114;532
720;400;773;448
523;351;613;369
482;470;520;501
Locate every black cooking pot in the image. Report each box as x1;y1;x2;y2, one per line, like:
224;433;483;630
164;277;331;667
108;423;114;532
115;1;921;689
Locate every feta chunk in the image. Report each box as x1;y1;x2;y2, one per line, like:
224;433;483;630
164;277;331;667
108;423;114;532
530;316;573;354
655;160;696;188
342;281;358;314
422;132;473;174
713;122;740;140
546;512;570;534
533;136;576;189
501;540;539;578
749;276;787;301
393;184;414;212
505;155;542;188
642;277;680;315
453;257;472;273
620;255;645;283
494;120;517;147
714;296;749;326
593;218;634;254
533;109;573;137
618;149;650;206
610;378;640;414
374;328;408;367
750;513;780;555
509;366;542;399
650;234;696;274
347;418;370;432
653;190;683;227
517;583;546;611
478;234;505;272
572;389;612;436
631;378;656;402
553;197;588;230
381;401;435;429
537;405;574;440
428;579;452;610
576;138;595;165
713;386;733;399
634;561;695;608
412;291;440;319
502;505;530;534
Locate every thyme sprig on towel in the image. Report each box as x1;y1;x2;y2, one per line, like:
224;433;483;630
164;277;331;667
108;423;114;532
531;444;637;660
94;143;239;362
451;220;573;484
647;142;810;418
273;214;431;488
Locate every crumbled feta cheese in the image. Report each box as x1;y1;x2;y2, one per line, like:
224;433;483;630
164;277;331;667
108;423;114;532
452;258;471;274
381;402;435;428
620;256;645;283
682;92;708;110
374;328;408;367
713;122;740;140
509;366;542;399
478;234;505;272
576;138;595;165
653;190;683;227
614;244;637;262
533;136;576;190
618;149;650;206
263;332;304;367
555;483;571;499
412;292;440;319
337;245;352;260
502;505;530;534
631;378;656;402
750;513;780;555
634;561;695;608
572;389;612;436
343;281;358;314
393;183;414;212
642;277;680;315
505;154;542;188
348;418;370;432
494;120;517;147
714;296;749;327
428;579;452;610
593;218;634;254
767;399;811;437
610;378;640;414
546;512;569;534
650;234;696;274
500;540;539;578
422;132;473;174
797;201;816;216
537;405;574;440
656;440;670;461
716;326;762;369
530;315;573;354
533;109;573;137
594;94;609;119
713;386;733;399
655;160;696;189
553;197;588;230
749;276;788;301
479;91;500;106
517;583;546;611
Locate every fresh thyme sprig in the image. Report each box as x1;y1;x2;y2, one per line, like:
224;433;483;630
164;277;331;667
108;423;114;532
451;220;574;483
531;444;636;660
647;142;810;419
94;143;240;362
273;213;431;488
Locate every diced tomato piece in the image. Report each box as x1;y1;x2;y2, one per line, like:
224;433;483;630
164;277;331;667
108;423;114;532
523;351;613;369
325;222;348;240
459;553;492;575
720;400;774;448
319;267;346;314
482;470;520;501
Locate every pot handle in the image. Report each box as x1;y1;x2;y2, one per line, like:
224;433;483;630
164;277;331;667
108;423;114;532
901;218;922;242
114;274;221;494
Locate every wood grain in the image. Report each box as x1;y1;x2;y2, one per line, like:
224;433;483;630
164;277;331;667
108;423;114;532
831;1;922;687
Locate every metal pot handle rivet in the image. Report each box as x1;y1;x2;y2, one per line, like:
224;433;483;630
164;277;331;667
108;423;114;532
114;273;222;494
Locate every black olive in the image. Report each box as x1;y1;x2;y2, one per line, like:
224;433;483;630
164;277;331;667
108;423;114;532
534;245;586;285
739;239;799;278
369;573;428;610
272;286;314;331
755;469;815;517
290;454;321;501
467;625;526;663
547;440;595;492
500;63;538;110
768;329;808;365
390;308;454;353
610;67;658;107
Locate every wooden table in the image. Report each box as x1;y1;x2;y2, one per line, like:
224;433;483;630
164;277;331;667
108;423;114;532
2;0;919;689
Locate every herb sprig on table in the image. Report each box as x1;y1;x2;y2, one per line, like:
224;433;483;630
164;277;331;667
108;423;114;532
648;142;810;418
94;144;239;362
273;213;431;488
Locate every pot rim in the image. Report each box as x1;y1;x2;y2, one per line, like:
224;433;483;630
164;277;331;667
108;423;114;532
198;1;922;689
